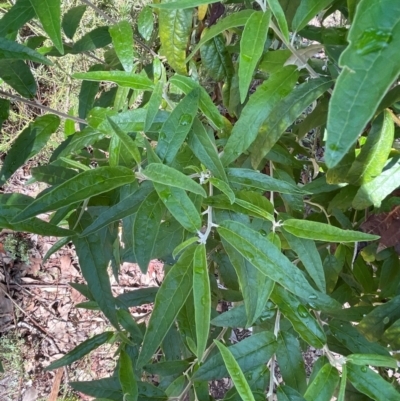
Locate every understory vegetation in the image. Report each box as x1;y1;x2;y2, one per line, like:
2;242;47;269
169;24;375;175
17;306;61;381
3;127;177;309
1;0;400;400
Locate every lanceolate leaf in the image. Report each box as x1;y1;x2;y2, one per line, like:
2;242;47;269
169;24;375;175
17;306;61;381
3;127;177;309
0;115;60;185
325;0;400;168
154;183;202;233
0;36;52;65
186;10;255;62
193;332;276;381
72;26;112;52
46;332;113;370
62;5;86;39
119;350;138;401
282;229;326;292
193;245;211;360
282;219;380;242
73;71;154;91
222;66;299;166
133;191;164;273
138;6;154;41
144;81;163;132
346;354;398;369
156;88;200;164
109;20;134;72
346;363;400;401
303;363;339;401
292;0;334;33
28;0;63;54
251;78;332;168
159;5;192;75
13;167;136;223
153;0;220;9
0;0;35;37
267;0;289;42
218;220;339;311
352;158;400;209
346;110;394;185
137;247;195;367
214;341;256;401
239;11;271;103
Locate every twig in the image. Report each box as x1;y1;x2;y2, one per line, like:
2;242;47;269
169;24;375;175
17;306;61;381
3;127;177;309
80;0;158;57
0;90;87;125
304;200;331;224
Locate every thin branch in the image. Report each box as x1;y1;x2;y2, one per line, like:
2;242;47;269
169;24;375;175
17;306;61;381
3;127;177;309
80;0;158;57
0;90;87;125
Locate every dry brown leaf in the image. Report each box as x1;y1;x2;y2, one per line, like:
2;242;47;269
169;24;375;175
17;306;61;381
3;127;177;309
48;368;63;401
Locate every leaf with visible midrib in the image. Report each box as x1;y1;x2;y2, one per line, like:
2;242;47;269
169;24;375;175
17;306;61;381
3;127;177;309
28;0;63;54
325;1;400;168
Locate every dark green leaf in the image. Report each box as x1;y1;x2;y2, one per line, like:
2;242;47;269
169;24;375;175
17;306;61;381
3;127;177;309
62;5;86;39
292;0;334;32
251;78;332;168
46;332;113;370
303;363;339;401
144;81;163;132
73;26;112;52
0;99;10;130
153;0;219;9
276;331;307;394
144;360;190;376
0;0;35;37
119;350;138;401
0;59;36;98
239;11;271;103
346;354;397;369
138;6;154;41
0;115;59;185
156;88;199;164
346;363;400;401
193;332;276;381
13;167;136;223
277;386;306;401
137;247;195;367
109;20;134;72
116;287;158;309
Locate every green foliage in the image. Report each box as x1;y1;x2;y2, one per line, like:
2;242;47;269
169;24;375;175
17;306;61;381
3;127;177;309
1;1;400;400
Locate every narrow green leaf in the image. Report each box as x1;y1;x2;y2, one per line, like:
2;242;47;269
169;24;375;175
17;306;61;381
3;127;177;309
251;78;332;168
46;332;113;370
303;363;339;401
227;168;307;195
347;110;394;185
144;81;163;132
80;182;152;237
214;341;256;401
0;115;59;185
282;229;325;292
138;6;154;41
282;219;380;243
43;237;71;264
239;11;271;103
222;66;298;166
144;163;206;197
107;117;141;165
172;237;199;259
337;364;346;401
159;5;192;75
325;0;400;168
267;0;289;42
0;0;35;37
346;363;400;401
62;5;86;39
119;350;138;401
0;360;3;373
133;191;164;273
116;287;158;309
0;99;10;130
0;36;51;64
271;286;326;348
156;88;200;164
210;178;235;204
169;75;227;130
193;244;211;361
73;71;154;91
292;0;334;33
218;220;340;312
0;59;36;98
186;10;255;62
187;118;227;181
346;354;397;369
153;0;219;9
277;386;307;401
276;331;307;394
144;360;190;376
28;0;63;54
154;183;202;233
109;20;134;72
352;158;400;209
194;332;276;381
137;246;195;367
72;26;111;52
13;167;136;223
59;157;90;171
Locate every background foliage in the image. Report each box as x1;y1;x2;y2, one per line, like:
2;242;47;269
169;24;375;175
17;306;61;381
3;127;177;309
1;0;400;400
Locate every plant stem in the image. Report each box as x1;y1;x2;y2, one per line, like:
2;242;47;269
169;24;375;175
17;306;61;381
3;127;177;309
0;90;87;125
